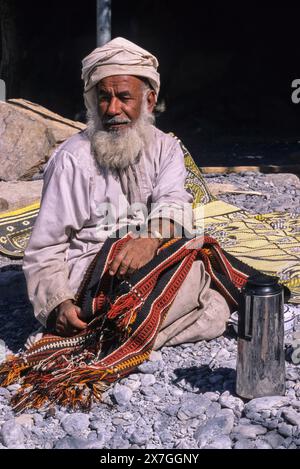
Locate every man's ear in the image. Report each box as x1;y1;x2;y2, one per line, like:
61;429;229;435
147;90;156;113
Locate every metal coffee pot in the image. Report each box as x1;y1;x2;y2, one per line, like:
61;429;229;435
236;274;285;399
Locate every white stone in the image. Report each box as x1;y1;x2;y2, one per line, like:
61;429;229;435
149;350;162;362
124;379;141;392
219;392;244;414
194;409;234;448
282;409;300;427
203;435;232;449
203;392;220;402
140;374;156;387
244;396;290;415
61;413;90;437
233;424;267;439
113;383;133;406
14;414;34;429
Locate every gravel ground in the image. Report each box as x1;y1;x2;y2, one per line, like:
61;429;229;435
0;171;300;449
206;171;300;214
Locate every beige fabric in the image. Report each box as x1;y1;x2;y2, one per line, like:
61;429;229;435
153;260;231;349
82;37;160;95
118;164;144;206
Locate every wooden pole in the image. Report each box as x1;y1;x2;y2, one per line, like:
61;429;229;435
96;0;111;47
0;79;6;101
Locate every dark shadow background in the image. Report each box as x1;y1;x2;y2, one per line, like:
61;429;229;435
1;1;300;165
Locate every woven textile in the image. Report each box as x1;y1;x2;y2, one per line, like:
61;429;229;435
0;233;253;412
171;134;215;207
0;202;40;257
203;200;300;303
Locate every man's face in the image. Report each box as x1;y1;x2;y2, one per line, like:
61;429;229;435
97;75;155;132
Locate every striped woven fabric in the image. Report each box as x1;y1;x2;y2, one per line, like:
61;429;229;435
0;201;40;257
0;233;255;412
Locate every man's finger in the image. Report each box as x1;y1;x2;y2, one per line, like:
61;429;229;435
118;253;133;277
109;249;127;275
69;314;87;330
76;307;88;321
65;308;87;330
55;321;70;336
127;261;139;275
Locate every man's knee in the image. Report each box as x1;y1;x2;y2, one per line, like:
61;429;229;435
153;288;230;350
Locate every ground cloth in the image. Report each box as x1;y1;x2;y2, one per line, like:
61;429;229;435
201;200;300;303
0;202;40;257
0;233;255;412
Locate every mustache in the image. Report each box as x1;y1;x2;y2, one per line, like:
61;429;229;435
102;116;132;125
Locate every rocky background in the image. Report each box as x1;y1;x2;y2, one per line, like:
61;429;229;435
0;99;85;210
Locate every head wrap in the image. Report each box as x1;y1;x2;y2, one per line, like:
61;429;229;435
81;37;160;117
82;37;160;94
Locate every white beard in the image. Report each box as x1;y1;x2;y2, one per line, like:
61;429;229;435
87;100;155;170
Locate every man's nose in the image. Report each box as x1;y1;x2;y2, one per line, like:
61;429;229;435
106;97;122;116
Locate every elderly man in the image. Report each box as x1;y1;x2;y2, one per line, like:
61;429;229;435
23;37;230;350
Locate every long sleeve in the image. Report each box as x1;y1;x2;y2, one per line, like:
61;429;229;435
146;139;194;238
23;149;91;326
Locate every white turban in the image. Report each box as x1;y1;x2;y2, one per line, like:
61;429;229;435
81;37;160;117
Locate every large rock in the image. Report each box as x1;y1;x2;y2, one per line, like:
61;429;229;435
244;396;290;416
0;99;85;181
0;180;42;212
0;101;50;181
8;99;86;145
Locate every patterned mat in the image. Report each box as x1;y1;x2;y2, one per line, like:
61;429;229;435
0;202;40;258
202;201;300;303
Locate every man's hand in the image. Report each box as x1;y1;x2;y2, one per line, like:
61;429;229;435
108;237;160;278
54;299;87;336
